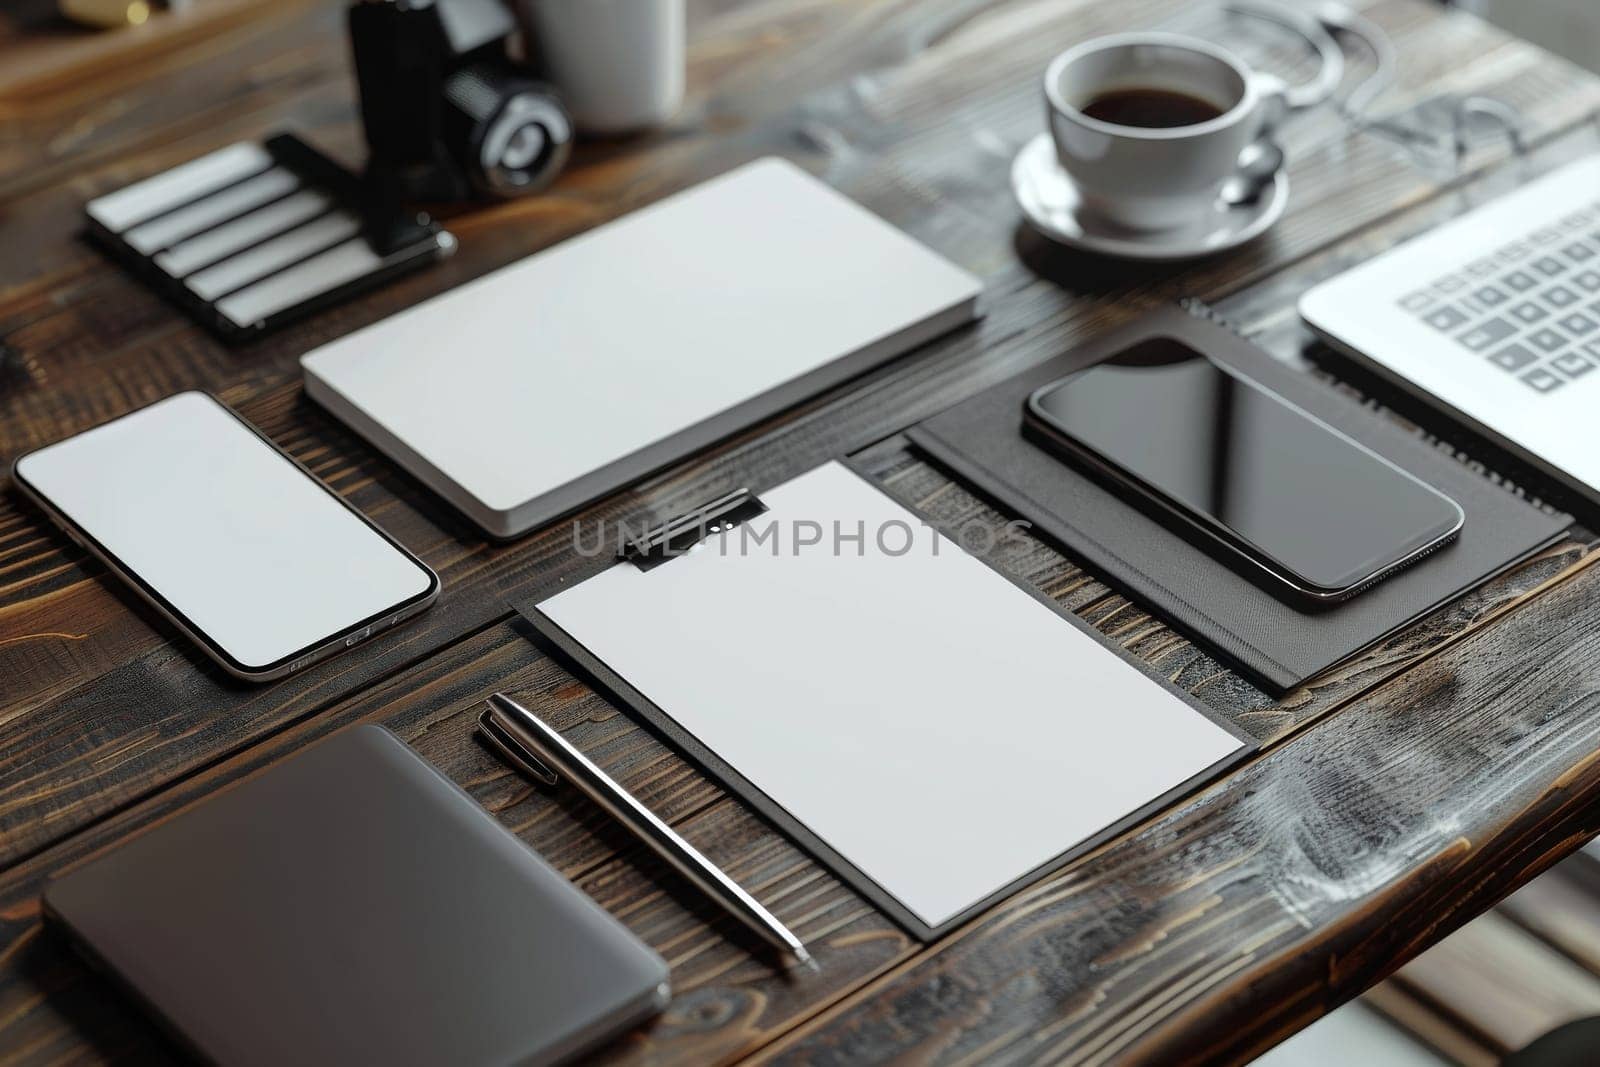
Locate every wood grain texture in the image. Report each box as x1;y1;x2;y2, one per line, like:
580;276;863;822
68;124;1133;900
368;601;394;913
3;0;1600;1062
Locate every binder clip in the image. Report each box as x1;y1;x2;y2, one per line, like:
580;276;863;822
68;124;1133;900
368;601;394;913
621;489;768;571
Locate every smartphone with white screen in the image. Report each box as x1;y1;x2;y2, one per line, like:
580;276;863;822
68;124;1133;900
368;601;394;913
12;392;439;681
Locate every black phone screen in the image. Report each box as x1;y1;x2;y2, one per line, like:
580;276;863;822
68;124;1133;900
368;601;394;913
1026;337;1463;596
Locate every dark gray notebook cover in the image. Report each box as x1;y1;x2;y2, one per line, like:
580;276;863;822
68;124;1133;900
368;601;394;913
43;725;669;1067
907;307;1570;693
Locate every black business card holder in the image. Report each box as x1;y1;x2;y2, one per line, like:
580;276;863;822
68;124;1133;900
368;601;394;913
84;133;454;343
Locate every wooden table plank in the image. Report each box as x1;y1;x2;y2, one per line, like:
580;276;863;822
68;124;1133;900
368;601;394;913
0;0;329;205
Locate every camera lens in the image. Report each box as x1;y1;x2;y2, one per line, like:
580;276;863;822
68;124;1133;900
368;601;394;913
442;62;572;198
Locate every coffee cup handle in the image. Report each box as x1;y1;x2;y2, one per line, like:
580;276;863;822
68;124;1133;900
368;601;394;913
1250;72;1294;137
1222;75;1292;204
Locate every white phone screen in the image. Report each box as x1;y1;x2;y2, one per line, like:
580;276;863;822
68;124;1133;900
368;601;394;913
15;392;436;673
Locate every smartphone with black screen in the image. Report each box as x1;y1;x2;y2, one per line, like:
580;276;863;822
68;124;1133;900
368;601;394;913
1023;338;1464;606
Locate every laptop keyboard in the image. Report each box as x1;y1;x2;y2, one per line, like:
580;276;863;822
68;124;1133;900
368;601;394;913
1396;201;1600;394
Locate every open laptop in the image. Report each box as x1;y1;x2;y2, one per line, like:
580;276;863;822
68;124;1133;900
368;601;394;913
1300;154;1600;513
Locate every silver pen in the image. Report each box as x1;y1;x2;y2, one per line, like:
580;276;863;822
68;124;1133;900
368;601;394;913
479;693;811;965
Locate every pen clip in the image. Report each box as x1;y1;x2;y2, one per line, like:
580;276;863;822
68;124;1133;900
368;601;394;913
477;706;559;786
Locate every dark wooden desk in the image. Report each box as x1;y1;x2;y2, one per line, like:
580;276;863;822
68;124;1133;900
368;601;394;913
4;0;1600;1062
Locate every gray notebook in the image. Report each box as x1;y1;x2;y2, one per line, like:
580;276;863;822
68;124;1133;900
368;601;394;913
43;725;669;1067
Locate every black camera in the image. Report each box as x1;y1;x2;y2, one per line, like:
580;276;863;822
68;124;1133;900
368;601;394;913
349;0;572;213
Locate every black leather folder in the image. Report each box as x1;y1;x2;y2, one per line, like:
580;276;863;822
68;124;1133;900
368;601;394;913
907;307;1571;693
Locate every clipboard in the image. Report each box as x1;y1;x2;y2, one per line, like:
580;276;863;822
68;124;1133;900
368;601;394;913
516;461;1255;940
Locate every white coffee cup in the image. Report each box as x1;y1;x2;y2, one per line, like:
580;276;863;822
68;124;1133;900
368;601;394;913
1045;33;1289;231
519;0;685;135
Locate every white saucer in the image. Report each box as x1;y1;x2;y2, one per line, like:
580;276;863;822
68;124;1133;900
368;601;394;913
1011;133;1288;261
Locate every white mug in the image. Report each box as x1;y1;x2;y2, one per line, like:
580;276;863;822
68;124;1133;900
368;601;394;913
1044;33;1290;231
520;0;685;135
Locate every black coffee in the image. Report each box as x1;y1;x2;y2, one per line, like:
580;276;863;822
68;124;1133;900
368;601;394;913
1080;88;1224;129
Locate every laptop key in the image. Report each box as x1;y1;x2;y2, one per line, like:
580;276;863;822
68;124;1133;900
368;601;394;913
1458;317;1515;351
1560;311;1598;335
1566;242;1596;262
1530;327;1569;353
1510;301;1548;323
1490;343;1539;372
1522;367;1566;392
1554;351;1596;378
1400;290;1435;311
1503;270;1538;291
1534;256;1568;275
1575;269;1600;291
1466;258;1498;277
1424;305;1469;331
1435;274;1467;293
1472;285;1509;306
1545;285;1579;307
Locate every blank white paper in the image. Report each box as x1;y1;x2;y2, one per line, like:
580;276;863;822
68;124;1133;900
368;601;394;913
540;462;1246;928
